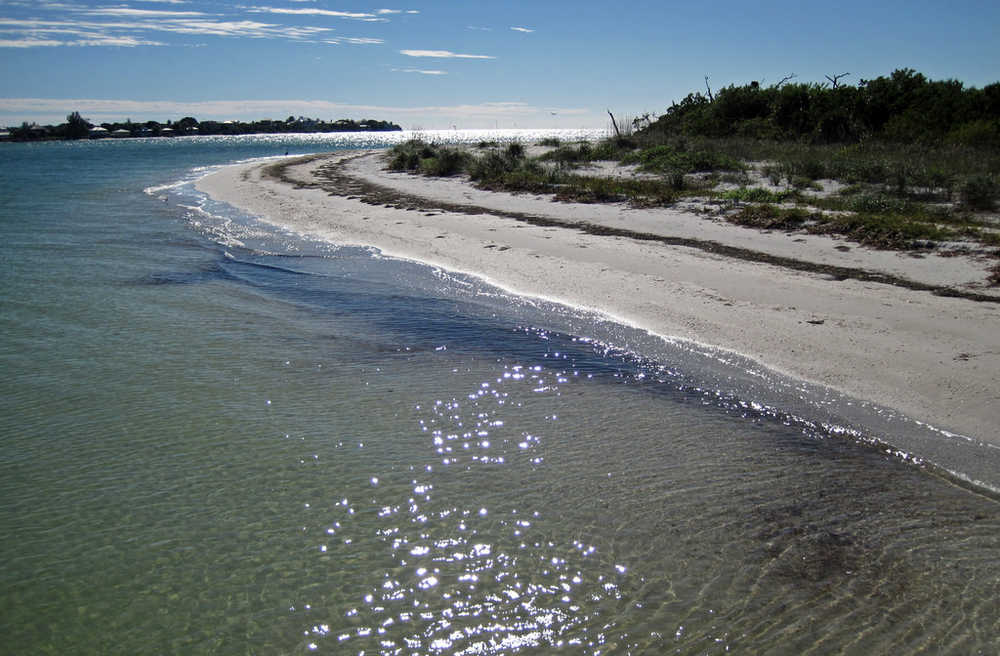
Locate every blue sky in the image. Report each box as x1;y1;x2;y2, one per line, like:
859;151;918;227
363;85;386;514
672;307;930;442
1;0;998;129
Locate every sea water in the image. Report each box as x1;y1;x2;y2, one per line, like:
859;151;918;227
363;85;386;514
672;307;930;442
1;133;997;655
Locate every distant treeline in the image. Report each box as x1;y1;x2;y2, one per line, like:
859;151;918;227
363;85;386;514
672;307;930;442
4;113;402;141
640;69;1000;146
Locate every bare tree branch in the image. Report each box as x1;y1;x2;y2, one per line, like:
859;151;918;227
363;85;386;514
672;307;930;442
704;76;714;101
776;73;797;87
824;72;850;88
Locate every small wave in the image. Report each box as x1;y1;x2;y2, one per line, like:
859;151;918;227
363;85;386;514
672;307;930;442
221;252;315;277
143;179;188;195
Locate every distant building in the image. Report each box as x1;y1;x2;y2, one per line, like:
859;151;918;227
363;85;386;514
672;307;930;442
0;130;10;141
111;129;131;138
88;126;109;139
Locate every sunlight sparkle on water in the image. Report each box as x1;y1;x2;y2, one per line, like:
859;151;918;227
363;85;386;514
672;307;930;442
292;359;636;654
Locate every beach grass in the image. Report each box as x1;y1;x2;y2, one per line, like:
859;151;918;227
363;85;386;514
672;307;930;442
385;136;1000;265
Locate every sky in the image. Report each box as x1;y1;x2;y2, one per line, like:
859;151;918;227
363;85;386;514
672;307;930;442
1;0;998;129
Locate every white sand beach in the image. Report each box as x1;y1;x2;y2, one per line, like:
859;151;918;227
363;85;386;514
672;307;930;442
197;151;1000;457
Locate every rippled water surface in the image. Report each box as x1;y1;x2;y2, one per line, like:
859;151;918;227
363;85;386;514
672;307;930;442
1;133;998;655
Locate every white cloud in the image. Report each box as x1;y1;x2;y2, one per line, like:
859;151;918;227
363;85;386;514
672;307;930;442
82;8;206;18
74;35;167;46
392;68;447;75
510;26;534;33
154;19;330;39
400;49;495;59
248;6;381;21
0;13;335;46
0;38;66;47
376;9;401;14
325;37;384;45
0;2;402;48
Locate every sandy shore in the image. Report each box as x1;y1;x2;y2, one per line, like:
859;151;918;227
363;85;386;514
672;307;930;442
197;150;1000;466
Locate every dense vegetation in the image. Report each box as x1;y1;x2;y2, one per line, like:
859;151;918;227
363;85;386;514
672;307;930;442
386;70;1000;283
646;68;1000;146
4;113;401;140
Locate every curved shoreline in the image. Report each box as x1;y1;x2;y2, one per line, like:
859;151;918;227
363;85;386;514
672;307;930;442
271;153;1000;304
196;150;1000;468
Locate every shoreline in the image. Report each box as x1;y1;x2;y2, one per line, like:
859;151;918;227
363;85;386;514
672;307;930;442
196;150;1000;476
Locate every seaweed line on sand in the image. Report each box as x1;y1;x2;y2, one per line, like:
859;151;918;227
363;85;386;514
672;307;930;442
263;154;1000;305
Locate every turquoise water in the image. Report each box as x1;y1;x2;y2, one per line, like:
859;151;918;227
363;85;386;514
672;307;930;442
1;133;998;655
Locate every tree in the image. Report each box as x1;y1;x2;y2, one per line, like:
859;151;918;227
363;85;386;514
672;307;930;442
65;111;90;139
176;116;199;133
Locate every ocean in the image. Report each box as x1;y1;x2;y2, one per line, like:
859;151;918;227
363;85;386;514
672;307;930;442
1;132;997;655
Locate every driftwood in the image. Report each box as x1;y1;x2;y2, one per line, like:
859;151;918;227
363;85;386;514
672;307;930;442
607;110;621;138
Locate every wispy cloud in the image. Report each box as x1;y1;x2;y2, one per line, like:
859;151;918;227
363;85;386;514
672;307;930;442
510;26;534;33
82;8;206;18
0;13;339;46
466;26;492;31
0;3;392;48
247;6;382;21
75;35;167;46
326;37;383;45
146;19;330;40
0;38;66;47
392;68;447;75
400;49;495;59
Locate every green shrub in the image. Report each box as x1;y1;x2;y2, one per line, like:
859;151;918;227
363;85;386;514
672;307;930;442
636;145;743;174
505;142;525;160
387;139;437;171
591;139;636;160
788;175;820;190
787;157;828;180
468;147;539;184
418;147;469;176
731;204;810;229
762;165;782;185
844;193;914;214
959;175;998;210
388;149;419;171
720;187;791;203
815;213;954;249
947;120;1000;149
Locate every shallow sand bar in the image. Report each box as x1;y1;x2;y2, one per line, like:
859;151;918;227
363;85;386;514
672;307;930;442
198;151;1000;479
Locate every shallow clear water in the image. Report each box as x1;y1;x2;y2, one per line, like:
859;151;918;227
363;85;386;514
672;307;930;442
1;133;998;655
